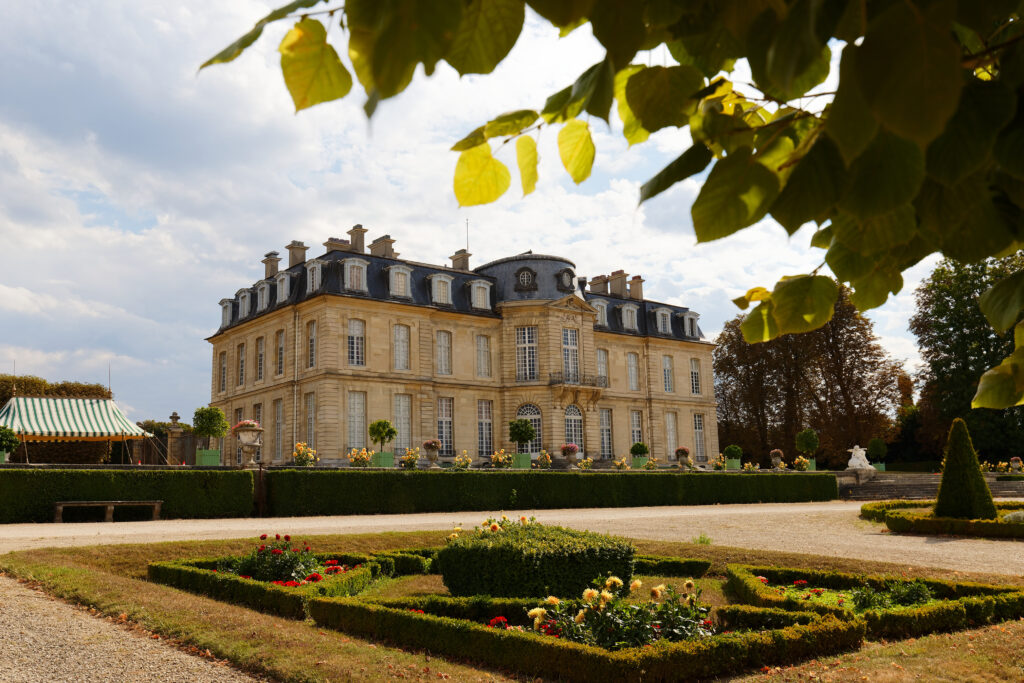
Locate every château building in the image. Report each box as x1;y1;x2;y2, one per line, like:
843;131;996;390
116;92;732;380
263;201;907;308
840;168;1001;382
208;226;717;465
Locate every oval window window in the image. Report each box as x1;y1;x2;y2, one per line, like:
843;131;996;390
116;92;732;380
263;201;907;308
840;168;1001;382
519;271;533;287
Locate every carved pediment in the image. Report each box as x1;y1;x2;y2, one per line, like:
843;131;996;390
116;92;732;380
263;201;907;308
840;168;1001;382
545;295;596;314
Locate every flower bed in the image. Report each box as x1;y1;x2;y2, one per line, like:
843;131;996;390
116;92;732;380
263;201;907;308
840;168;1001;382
859;500;1024;538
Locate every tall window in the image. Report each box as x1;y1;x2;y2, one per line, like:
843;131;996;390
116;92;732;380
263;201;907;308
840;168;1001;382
665;412;678;459
236;343;245;386
657;310;671;334
627;352;639;391
221;301;231;328
306;320;317;369
516;404;542;455
515;326;537;381
389;266;411;297
234;408;244;464
622;305;638;331
662;355;674;393
306;262;322;293
304;392;316;447
252;403;262;462
276;273;290;302
564;405;583;451
348;391;366;449
690;358;702;394
476;335;491;377
630;410;643;445
471;282;491;309
238;291;250;317
562;328;579;382
596;349;609;382
432;275;453;304
593;301;608;326
599;409;613;459
477;400;493;456
437;397;454;456
218;352;227;392
394;394;411;451
257;284;268;311
687;317;697;337
275;330;285;375
345;260;367;292
393;324;410;370
436;330;452;375
348;319;366;366
273;399;283;461
693;413;706;462
256;337;265;381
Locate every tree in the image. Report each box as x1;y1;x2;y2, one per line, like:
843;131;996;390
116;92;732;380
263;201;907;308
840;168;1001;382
0;426;18;455
910;256;1024;462
715;286;901;468
866;437;887;463
934;418;997;520
205;1;1024;409
193;406;229;449
368;419;397;454
136;420;193;438
508;419;535;454
795;429;819;459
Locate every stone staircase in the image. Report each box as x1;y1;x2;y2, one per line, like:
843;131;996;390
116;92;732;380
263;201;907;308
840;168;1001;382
841;472;1024;500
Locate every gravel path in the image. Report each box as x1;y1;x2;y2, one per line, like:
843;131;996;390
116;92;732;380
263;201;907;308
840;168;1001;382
0;575;255;682
2;500;1022;575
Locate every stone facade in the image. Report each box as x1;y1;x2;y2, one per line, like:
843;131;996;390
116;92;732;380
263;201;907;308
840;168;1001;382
208;229;717;465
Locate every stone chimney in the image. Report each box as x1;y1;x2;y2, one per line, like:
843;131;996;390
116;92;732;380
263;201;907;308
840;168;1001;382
347;224;367;253
261;251;281;279
286;240;308;268
589;274;609;294
450;249;471;270
323;236;351;253
609;270;628;297
629;275;644;301
370;234;397;259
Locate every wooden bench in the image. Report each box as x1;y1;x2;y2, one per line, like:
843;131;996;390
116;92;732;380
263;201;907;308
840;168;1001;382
53;500;162;523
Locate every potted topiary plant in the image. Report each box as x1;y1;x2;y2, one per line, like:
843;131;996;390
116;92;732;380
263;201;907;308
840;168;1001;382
867;437;887;471
193;406;229;466
723;444;743;470
368;419;398;468
0;425;18;463
795;428;818;471
630;442;649;469
508;418;536;469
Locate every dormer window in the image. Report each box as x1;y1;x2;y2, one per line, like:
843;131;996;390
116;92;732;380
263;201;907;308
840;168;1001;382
593;300;608;326
237;289;251;318
388;264;412;297
306;259;324;294
682;312;700;338
275;272;291;302
429;273;454;305
257;283;270;311
220;299;233;328
656;308;672;335
469;280;492;310
621;303;639;331
344;258;369;292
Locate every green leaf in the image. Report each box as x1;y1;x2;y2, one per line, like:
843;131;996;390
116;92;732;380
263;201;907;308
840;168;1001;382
452;126;487;152
613;65;650;145
692;148;781;242
200;0;323;69
854;0;963;147
516;136;538;196
831;205;917;254
558;119;596;184
838;130;924;218
926;80;1016;185
979;270;1024;332
542;59;614;123
765;0;843;96
1016;321;1024;348
849;268;903;311
484;110;539;138
454;144;511;206
590;0;646;69
526;0;593;27
994;106;1024;180
770;275;839;334
278;19;352;112
825;46;878;164
770;136;846;234
639;144;713;204
810;225;834;249
733;286;772;310
667;25;742;78
740;301;779;342
624;66;704;133
916;175;1016;263
825;240;873;282
972;348;1024;409
445;0;525;76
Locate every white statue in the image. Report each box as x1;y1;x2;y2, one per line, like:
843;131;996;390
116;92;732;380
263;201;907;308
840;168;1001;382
846;445;872;470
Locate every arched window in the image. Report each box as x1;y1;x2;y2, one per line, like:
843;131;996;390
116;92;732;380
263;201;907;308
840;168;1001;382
564;405;583;453
516;404;542;455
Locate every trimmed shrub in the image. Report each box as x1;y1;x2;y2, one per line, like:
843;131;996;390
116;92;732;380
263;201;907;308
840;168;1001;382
435;523;634;598
935;419;997;520
996;474;1024;481
633;555;711;577
723;444;743;460
264;470;839;517
882;509;1024;538
716;605;819;630
0;469;253;522
364;595;536;625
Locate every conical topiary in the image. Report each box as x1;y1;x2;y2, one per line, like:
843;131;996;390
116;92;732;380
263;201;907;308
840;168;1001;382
934;418;997;520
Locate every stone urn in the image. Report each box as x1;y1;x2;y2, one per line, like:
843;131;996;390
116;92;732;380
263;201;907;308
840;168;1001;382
561;444;580;470
233;421;264;467
420;440;441;469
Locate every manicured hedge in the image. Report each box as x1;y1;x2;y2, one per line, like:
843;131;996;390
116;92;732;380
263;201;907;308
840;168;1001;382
859;500;1024;538
265;470;838;516
0;469;254;522
996;475;1024;480
308;596;864;682
633;555;712;577
715;605;820;630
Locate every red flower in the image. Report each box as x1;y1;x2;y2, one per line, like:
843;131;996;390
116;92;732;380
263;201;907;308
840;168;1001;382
260;534;267;540
291;548;299;553
304;547;310;551
305;573;323;583
258;545;266;552
487;616;508;629
793;579;808;586
702;619;712;627
240;575;251;579
212;569;217;573
284;534;291;542
408;608;425;614
275;534;281;540
272;548;283;555
325;560;338;566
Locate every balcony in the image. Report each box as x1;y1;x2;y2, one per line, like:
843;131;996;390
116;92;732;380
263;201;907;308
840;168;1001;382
548;372;608;388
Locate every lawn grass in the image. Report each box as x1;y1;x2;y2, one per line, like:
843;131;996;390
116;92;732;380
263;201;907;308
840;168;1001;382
2;530;1023;682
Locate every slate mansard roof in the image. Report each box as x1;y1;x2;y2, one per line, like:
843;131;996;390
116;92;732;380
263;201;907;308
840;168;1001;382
212;249;704;342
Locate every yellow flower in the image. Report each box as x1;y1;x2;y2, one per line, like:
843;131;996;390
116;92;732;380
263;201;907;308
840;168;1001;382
527;607;547;620
582;588;599;603
574;609;586;624
545;596;560;606
453;527;462;533
520;516;528;524
502;514;509;521
447;533;458;541
605;576;623;589
683;579;695;593
489;523;500;532
687;594;696;606
630;580;643;592
651;584;665;600
600;590;614;604
533;618;544;630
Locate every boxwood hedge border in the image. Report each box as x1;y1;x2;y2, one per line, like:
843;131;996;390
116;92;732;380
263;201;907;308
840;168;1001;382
859;500;1024;538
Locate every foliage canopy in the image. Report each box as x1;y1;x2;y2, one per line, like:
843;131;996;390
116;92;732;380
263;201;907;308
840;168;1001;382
206;1;1024;408
368;419;398;453
508;418;536;452
192;406;230;440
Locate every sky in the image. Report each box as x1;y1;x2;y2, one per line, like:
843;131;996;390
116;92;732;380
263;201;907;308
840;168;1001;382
0;2;936;423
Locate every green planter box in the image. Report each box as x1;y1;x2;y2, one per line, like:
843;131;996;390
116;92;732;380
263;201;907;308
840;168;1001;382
726;458;742;470
632;456;649;469
873;463;886;472
0;451;7;464
372;451;395;468
808;458;817;471
196;449;221;466
512;452;532;469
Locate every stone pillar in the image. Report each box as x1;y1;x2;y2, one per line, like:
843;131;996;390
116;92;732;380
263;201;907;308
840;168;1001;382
166;411;184;465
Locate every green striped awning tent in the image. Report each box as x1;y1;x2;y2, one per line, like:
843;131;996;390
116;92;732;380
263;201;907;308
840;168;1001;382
0;397;151;442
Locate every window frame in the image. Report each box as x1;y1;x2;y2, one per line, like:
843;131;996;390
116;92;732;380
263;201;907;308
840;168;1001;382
218;352;227;393
393;323;411;371
627;352;639;391
516;404;543;455
665;411;678;459
693;413;706;462
344;258;370;293
437;397;454;456
304;392;316;448
662;354;674;393
655;307;672;335
220;299;232;328
257;283;270;312
564;404;583;452
348;391;367;450
275;272;291;302
515;326;538;381
469;279;492;310
562;328;579;383
429;273;454;305
275;330;285;376
236;343;246;386
255;337;265;381
690;358;702;395
599;408;613;459
237;290;250;319
477;399;493;457
475;334;491;378
596;348;609;382
630;410;643;445
621;303;639;331
306;320;317;369
388;264;413;298
348;318;366;367
592;300;608;326
394;394;412;451
273;398;284;461
436;329;452;375
306;259;324;294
